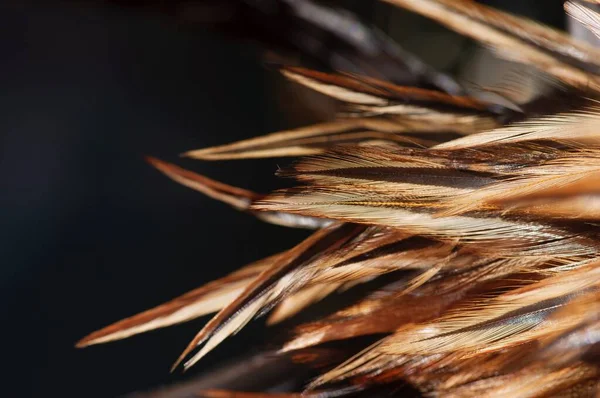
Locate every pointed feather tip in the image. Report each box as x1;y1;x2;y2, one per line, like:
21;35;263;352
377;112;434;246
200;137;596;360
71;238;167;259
75;326;120;348
74;320;145;349
170;317;219;372
170;335;205;372
144;155;159;165
75;336;93;349
75;322;142;349
180;149;213;159
279;333;322;353
146;154;190;171
145;154;179;171
145;155;175;173
172;335;222;372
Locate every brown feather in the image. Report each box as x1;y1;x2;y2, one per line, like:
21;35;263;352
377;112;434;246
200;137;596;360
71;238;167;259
76;255;275;347
147;156;327;229
77;1;600;396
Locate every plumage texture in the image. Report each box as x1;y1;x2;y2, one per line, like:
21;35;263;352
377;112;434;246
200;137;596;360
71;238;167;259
80;1;600;396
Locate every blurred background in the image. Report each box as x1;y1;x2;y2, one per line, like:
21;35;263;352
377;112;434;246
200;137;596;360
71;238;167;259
1;1;569;396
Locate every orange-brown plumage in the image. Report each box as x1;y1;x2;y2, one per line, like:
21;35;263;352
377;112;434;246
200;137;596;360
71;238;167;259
78;1;600;396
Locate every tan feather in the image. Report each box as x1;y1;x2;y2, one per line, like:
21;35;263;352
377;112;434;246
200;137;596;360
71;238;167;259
76;256;274;347
281;66;491;111
181;119;438;161
490;171;600;220
281;144;563;179
436;106;600;149
382;0;600;90
566;2;600;41
253;188;597;257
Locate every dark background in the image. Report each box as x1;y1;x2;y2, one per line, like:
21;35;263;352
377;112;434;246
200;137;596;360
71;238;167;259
1;1;566;397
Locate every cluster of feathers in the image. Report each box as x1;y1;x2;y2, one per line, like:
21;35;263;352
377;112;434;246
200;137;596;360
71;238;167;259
79;0;600;396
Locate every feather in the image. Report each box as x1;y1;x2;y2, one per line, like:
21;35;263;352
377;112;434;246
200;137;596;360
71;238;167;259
182;119;438;161
147;157;327;229
463;65;561;114
76;1;600;396
436;106;600;149
183;63;502;163
283;255;551;352
147;156;260;209
76;255;275;347
266;283;341;325
534;290;600;367
253;188;598;257
438;150;600;216
431;0;600;71
174;223;365;370
177;225;461;368
177;225;455;369
280;66;492;112
382;0;600;91
280;144;563;179
482;169;600;220
310;260;600;387
443;363;599;398
309;236;454;285
565;2;600;41
271;145;600;224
